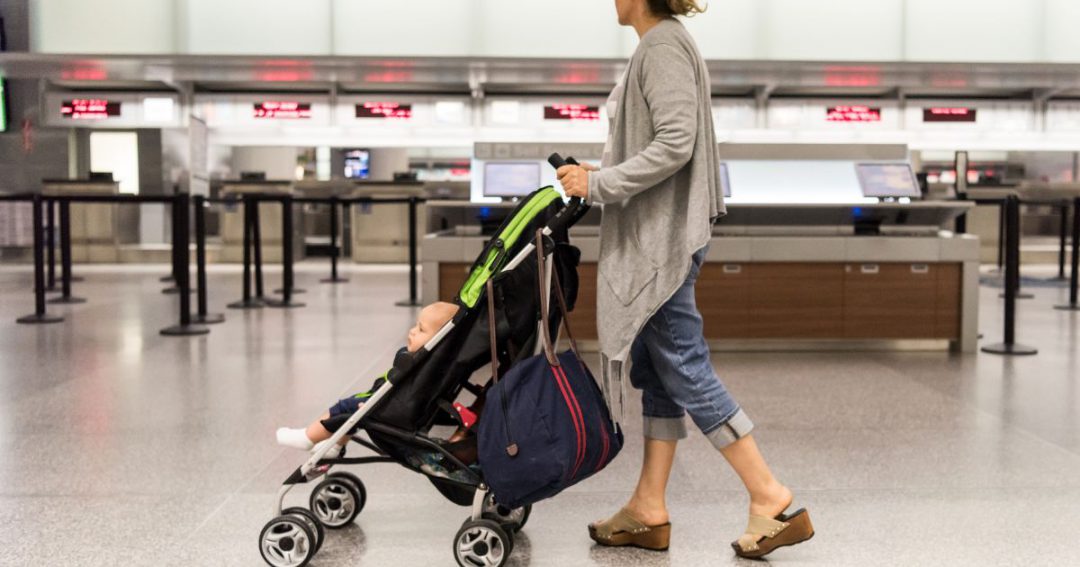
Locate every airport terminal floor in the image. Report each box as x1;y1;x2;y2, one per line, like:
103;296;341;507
1;263;1078;567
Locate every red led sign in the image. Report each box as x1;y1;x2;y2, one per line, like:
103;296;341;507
544;104;600;121
355;102;413;119
923;107;977;123
826;105;882;123
253;102;312;119
60;99;121;120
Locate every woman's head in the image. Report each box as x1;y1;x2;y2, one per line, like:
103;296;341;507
615;0;706;24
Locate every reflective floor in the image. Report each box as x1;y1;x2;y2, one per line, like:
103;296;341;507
1;263;1078;566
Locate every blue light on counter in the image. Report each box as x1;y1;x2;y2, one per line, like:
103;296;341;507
853;207;864;218
478;207;492;220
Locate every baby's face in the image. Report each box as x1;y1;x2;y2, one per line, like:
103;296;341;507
406;303;457;352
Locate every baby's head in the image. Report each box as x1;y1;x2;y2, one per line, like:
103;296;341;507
406;301;460;352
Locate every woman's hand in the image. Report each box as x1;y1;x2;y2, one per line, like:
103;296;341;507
557;163;597;199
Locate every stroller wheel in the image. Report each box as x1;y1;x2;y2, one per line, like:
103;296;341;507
309;476;364;529
282;507;325;554
259;515;317;567
483;493;532;533
454;519;512;567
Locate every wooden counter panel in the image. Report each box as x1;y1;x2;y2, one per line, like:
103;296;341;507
745;264;845;338
566;263;598;340
438;263;471;303
935;264;962;339
843;263;936;339
698;264;750;338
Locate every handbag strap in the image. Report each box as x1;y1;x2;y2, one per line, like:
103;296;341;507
549;253;581;359
486;278;500;382
535;230;561;366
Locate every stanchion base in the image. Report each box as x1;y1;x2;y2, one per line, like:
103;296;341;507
981;342;1038;355
263;298;305;309
70;276;85;282
395;300;422;307
160;324;210;336
227;299;264;309
999;292;1035;299
162;287;196;295
159;275;175;282
1054;303;1080;311
193;313;226;324
273;288;307;294
16;313;64;324
320;277;350;284
48;296;86;305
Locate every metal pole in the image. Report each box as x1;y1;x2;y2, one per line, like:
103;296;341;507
161;193;209;336
1056;197;1080;312
49;199;85;304
162;197;186;294
228;195;261;309
253;196;265;299
321;197;348;284
18;194;63;324
983;195;1037;355
266;195;304;308
193;195;224;324
45;198;56;290
996;202;1005;271
1058;200;1069;280
395;196;421;307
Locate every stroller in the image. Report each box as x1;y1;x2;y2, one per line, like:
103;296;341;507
258;155;591;567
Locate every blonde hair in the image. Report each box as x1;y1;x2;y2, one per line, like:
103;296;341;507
648;0;706;17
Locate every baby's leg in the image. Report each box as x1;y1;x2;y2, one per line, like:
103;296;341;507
305;412;333;444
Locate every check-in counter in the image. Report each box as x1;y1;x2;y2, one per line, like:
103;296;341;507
219;180;295;263
349;181;427;263
422;201;980;352
42;179;121;263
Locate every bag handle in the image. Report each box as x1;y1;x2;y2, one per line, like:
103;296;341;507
535;231;561;366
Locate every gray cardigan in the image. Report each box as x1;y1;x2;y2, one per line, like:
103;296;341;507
586;18;724;418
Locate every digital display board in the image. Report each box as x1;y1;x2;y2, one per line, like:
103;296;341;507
826;105;881;123
253;102;312;119
61;99;121;120
355;102;412;119
344;149;370;179
923;107;977;123
543;104;600;121
855;163;921;199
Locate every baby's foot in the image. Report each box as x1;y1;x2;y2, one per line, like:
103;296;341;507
276;427;314;451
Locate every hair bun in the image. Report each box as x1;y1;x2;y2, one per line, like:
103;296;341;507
649;0;706;17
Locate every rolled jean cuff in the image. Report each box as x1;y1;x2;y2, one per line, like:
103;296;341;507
642;416;688;441
704;408;755;450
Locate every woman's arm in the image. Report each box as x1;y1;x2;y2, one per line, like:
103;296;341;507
587;43;699;205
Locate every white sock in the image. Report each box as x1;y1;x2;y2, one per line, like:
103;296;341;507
276;427;314;451
312;438;343;458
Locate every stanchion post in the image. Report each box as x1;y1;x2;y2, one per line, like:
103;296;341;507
983;195;1037;355
18;194;63;324
999;197;1033;300
265;195;304;308
49;198;86;304
161;193;209;336
1057;199;1069;280
996;201;1005;271
228;194;262;309
162;196;188;295
395;196;422;307
1055;197;1080;312
321;196;348;284
253;195;265;299
192;195;224;324
45;198;56;290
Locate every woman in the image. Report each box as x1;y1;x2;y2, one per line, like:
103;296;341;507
556;0;814;559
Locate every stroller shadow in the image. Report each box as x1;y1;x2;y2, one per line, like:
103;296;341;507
313;524;368;565
506;531;533;566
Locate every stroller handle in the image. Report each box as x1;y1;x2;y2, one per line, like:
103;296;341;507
547;153;592;233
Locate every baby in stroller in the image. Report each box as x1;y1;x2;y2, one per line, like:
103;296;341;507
275;301;478;464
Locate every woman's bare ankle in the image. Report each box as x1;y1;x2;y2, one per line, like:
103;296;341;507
624;497;670;526
748;482;792;519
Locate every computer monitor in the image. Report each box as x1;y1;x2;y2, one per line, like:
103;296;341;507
719;162;732;198
483;162;540;199
855;163;921;199
344;150;370;180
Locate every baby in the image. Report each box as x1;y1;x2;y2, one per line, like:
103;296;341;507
276;301;461;456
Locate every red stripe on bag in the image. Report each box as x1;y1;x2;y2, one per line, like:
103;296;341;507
556;365;587;478
595;418;610;474
550;365;585;479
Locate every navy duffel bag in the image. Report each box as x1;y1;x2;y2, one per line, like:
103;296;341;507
477;239;622;510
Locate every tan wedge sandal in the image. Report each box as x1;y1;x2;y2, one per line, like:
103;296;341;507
588;508;672;551
732;508;814;559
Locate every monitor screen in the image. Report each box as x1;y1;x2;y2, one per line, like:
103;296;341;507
855;163;921;199
344;150;370;179
484;162;541;198
719;162;732;198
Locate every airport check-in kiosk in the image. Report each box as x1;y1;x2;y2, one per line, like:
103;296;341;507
41;178;122;263
349;181;428;263
422;143;981;352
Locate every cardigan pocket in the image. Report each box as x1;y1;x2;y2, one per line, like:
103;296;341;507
601;254;659;306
